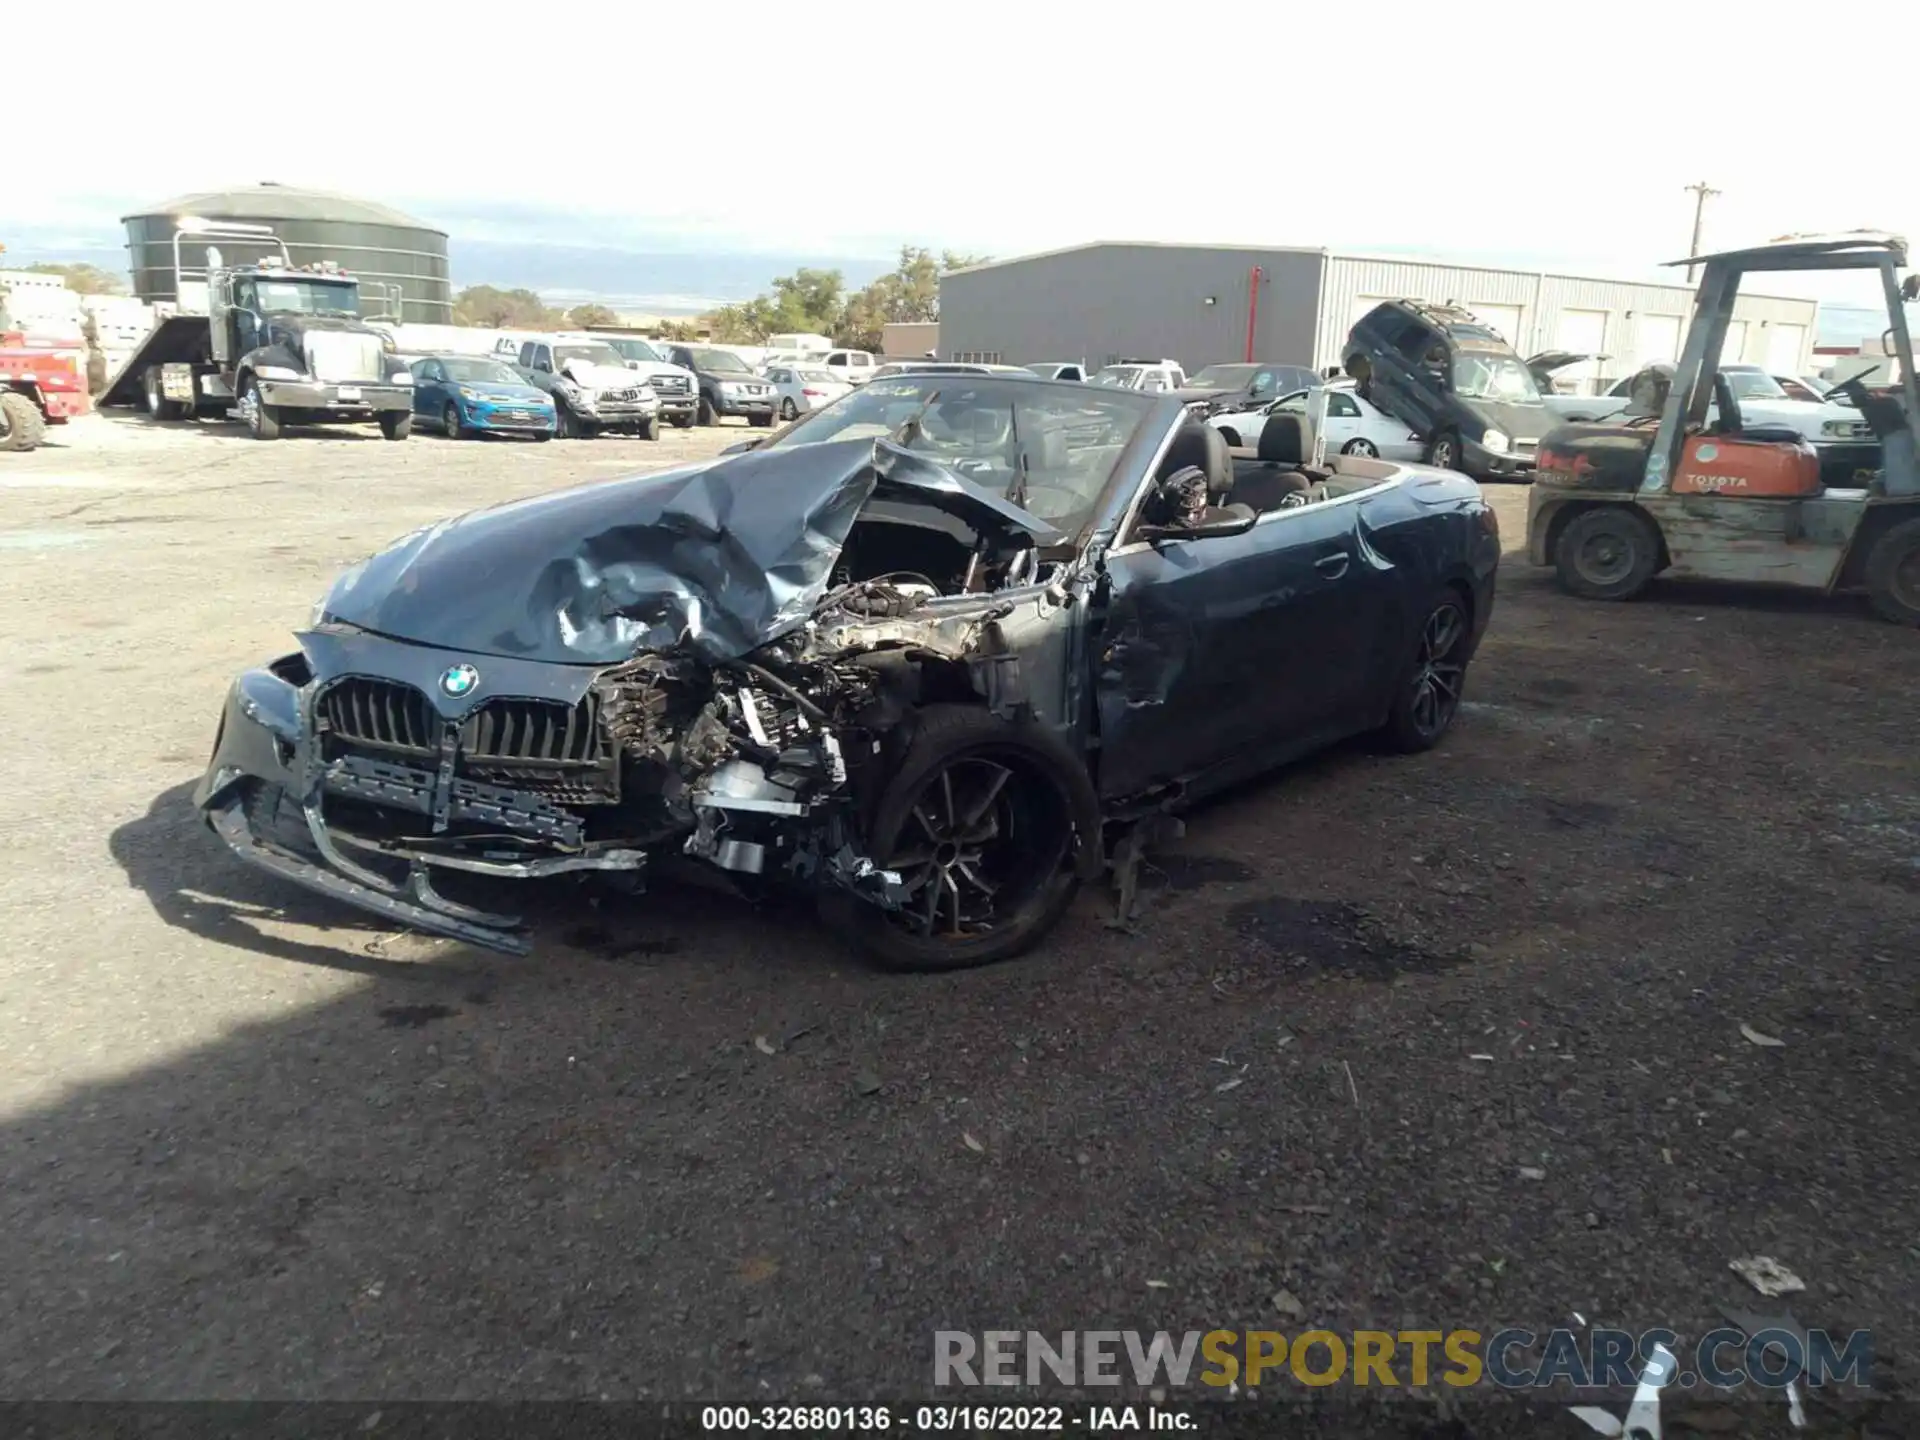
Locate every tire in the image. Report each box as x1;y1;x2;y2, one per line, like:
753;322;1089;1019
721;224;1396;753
0;390;46;452
1863;515;1920;626
696;394;717;426
143;367;183;422
532;430;553;442
241;377;280;440
1378;589;1472;753
749;411;774;429
1342;437;1379;457
1217;427;1242;447
637;415;658;441
671;411;695;429
779;397;797;421
1554;506;1660;601
1426;431;1461;471
554;402;578;439
835;705;1091;972
444;402;467;439
379;411;412;441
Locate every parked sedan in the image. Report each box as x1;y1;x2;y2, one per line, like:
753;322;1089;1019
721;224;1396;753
409;355;555;440
765;364;852;420
1209;386;1422;459
193;374;1496;968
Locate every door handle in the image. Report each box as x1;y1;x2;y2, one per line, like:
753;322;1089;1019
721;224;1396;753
1315;552;1350;578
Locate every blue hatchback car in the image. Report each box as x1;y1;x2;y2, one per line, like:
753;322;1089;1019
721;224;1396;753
410;355;556;440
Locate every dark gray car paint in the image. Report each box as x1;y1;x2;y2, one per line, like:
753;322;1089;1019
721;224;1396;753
320;436;1062;667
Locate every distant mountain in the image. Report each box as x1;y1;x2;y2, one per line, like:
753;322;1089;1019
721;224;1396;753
4;224;893;316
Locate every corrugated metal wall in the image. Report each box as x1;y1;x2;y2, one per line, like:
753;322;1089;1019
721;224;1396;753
1317;255;1820;385
939;245;1326;372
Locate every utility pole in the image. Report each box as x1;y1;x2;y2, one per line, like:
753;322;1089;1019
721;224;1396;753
1684;182;1720;282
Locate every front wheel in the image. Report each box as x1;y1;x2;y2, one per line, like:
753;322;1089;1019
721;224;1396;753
695;394;717;426
1342;437;1379;457
554;403;578;439
143;366;183;422
443;402;468;439
239;377;280;440
835;706;1089;972
671;411;695;429
1379;591;1471;753
779;397;797;421
379;411;412;441
0;390;46;452
1554;506;1660;601
637;415;658;441
1864;516;1920;626
1426;431;1460;471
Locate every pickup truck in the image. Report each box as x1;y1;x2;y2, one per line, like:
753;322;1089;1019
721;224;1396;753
586;334;700;428
509;337;660;439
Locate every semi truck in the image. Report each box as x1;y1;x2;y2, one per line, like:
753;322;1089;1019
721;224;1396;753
100;220;415;440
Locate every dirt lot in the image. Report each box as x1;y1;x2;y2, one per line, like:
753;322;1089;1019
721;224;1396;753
2;413;1915;1430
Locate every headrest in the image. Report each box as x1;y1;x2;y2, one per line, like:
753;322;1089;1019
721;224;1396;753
1259;413;1308;464
1199;423;1232;497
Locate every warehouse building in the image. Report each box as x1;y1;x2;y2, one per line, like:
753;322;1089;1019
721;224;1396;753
938;242;1821;394
123;183;452;323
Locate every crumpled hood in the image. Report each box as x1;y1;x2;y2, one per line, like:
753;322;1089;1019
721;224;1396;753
319;436;1062;667
562;361;651;393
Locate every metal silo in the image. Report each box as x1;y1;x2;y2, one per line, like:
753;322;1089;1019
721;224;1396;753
122;182;452;322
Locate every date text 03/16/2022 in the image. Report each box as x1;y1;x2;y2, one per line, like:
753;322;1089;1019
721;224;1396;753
700;1405;1194;1431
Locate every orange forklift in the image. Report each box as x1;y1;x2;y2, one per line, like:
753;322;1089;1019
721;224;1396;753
1525;232;1920;625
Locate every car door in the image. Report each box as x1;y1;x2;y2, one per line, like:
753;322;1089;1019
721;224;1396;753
1319;389;1363;452
1093;490;1395;800
1352;393;1422;459
409;359;442;420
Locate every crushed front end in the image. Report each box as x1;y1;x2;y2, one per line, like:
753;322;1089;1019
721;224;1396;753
194;619;932;955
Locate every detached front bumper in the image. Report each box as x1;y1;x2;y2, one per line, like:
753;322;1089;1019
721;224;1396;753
580;397;662;428
260;379;413;414
468;401;556;434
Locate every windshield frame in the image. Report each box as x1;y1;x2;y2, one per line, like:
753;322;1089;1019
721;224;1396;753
1186;364;1259;390
762;374;1165;542
1449;347;1543;403
1720;367;1790;401
553;343;627;370
437;356;525;385
247;276;362;317
685;346;756;374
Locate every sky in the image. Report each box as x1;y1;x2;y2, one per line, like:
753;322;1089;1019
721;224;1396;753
7;0;1913;320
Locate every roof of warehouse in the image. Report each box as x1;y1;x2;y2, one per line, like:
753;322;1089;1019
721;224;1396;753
944;239;1813;305
123;182;445;234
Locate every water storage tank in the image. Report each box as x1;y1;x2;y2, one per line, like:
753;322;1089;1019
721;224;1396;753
122;182;452;322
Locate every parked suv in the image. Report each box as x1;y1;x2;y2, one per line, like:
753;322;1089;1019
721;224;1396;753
510;337;660;439
819;348;877;385
580;334;700;428
666;344;778;426
1089;359;1186;392
1342;301;1550;480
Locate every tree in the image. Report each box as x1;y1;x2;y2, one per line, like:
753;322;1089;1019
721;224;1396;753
566;303;619;329
24;263;125;295
836;247;988;352
451;284;566;328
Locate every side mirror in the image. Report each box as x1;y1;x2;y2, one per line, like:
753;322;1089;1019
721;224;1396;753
1901;274;1919;303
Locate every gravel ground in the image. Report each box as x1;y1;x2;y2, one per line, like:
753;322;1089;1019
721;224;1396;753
1;412;1915;1434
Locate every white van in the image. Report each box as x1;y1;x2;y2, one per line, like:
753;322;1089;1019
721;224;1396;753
766;332;834;356
820;349;878;385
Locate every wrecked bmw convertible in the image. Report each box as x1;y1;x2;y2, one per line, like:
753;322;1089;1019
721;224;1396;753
194;376;1499;968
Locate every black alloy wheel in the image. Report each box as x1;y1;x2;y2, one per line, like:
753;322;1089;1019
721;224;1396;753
1380;594;1470;753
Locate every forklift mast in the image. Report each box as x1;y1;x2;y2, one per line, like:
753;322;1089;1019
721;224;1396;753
1644;232;1918;498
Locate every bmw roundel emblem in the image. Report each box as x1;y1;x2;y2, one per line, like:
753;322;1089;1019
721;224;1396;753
440;664;480;699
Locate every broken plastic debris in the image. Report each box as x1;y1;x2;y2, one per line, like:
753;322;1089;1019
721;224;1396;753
1469;1053;1495;1062
1785;1379;1806;1430
962;1131;985;1153
1271;1288;1304;1319
1729;1256;1805;1297
853;1070;882;1096
1215;1077;1244;1094
753;1035;777;1056
1739;1023;1786;1048
1145;1279;1169;1289
1569;1339;1675;1439
1518;1166;1547;1181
